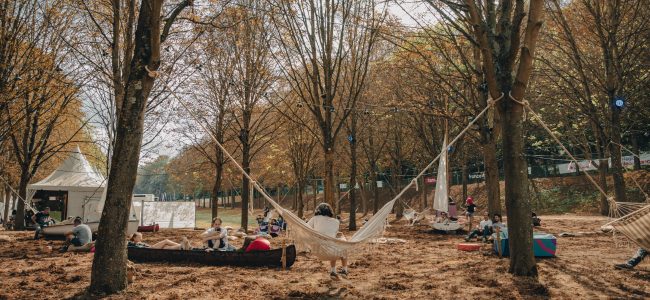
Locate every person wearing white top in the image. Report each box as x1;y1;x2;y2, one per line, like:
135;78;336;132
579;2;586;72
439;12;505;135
465;212;493;242
201;217;233;251
307;203;348;278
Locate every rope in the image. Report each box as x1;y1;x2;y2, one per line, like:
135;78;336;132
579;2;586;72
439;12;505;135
144;66;160;78
509;92;610;203
508;92;529;121
0;176;37;213
164;79;502;228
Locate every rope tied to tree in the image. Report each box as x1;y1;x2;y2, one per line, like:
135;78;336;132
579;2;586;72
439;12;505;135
144;66;160;78
508;91;530;121
487;93;504;128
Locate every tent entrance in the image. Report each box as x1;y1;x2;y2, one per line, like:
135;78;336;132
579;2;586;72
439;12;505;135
32;190;68;221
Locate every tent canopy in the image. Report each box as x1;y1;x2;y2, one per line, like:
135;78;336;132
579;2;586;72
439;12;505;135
27;146;105;192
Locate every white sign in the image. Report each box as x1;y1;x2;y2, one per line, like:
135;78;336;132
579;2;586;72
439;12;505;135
376;181;383;188
339;183;348;189
469;172;485;180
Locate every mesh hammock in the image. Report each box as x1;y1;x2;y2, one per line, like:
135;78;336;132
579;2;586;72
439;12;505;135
169;84;499;261
260;184;396;260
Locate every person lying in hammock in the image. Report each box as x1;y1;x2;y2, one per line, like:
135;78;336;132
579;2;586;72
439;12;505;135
615;248;648;270
465;212;492;242
307;202;349;278
127;232;192;250
201;217;235;251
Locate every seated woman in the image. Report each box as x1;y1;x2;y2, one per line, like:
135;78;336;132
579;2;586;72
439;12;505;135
128;232;191;250
465;212;492;242
201;217;235;251
269;219;282;237
307;203;348;278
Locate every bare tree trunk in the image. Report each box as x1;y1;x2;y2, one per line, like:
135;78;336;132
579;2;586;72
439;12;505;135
15;167;29;230
90;1;189;294
211;146;224;219
324;147;336;210
349;133;358;230
297;181;304;218
373;170;380;213
312;180;318;211
462;149;468;201
609;104;627;203
421;176;427;210
631;133;641;170
3;187;9;225
484;141;501;217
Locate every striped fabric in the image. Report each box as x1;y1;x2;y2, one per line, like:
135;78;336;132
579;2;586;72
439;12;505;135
611;204;650;250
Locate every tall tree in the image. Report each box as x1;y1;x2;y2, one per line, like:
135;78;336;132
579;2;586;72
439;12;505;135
89;0;191;294
426;0;545;276
269;0;385;209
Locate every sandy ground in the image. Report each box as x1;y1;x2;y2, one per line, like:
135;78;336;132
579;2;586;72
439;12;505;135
0;214;648;300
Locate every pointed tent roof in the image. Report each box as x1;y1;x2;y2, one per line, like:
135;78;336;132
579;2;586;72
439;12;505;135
28;146;105;191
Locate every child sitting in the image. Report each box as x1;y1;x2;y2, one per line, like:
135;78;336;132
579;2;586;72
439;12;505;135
269;218;282;237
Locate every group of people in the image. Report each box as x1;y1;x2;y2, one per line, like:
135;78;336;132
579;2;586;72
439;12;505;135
460;196;647;271
464;212;506;243
253;208;286;238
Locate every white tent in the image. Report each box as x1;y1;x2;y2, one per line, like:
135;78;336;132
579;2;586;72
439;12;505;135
27;146;106;222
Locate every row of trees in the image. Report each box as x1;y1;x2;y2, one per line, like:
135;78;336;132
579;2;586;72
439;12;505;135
2;0;649;295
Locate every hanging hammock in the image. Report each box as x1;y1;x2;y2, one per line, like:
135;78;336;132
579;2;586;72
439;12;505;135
168;82;502;260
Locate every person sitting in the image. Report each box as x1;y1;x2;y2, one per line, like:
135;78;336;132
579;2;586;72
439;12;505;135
269;219;282;237
60;217;93;252
307;203;348;278
435;212;450;224
201;217;234;251
278;216;287;231
33;207;54;240
532;212;541;227
6;210;16;230
488;214;506;243
255;216;270;235
465;212;492;242
615;248;648;270
127;232;191;250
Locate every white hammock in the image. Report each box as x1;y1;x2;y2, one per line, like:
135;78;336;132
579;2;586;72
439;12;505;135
169;82;500;261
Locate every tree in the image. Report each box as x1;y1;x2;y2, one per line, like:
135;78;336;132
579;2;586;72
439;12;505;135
269;0;385;210
1;0;89;229
426;0;546;276
89;0;192;294
224;1;279;230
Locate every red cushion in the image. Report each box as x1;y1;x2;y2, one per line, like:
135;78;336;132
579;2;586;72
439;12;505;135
457;243;481;251
245;238;271;252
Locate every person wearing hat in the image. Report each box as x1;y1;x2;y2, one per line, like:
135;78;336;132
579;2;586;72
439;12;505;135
464;197;476;224
60;217;93;252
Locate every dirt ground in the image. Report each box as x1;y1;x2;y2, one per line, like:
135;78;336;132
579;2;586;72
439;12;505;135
0;214;648;300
